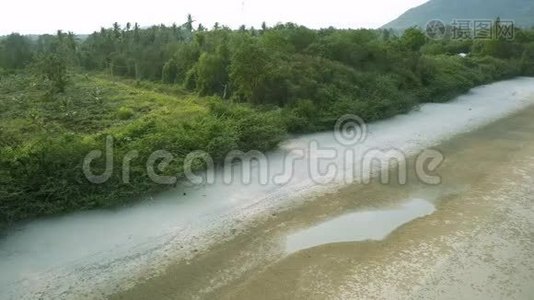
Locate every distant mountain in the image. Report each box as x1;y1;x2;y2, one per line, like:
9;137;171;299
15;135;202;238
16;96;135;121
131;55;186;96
383;0;534;30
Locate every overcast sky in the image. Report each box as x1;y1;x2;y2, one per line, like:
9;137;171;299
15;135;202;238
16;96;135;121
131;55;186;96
1;0;428;35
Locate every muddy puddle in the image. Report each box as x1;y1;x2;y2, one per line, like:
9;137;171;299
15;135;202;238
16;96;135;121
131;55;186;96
285;198;436;253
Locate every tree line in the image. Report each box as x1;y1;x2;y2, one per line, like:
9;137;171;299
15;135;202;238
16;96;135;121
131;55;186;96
2;17;534;128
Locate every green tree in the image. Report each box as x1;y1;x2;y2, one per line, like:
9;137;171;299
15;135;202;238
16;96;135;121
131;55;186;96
195;51;228;95
0;33;34;69
185;14;194;32
400;27;427;51
229;37;271;102
32;53;69;93
162;58;178;83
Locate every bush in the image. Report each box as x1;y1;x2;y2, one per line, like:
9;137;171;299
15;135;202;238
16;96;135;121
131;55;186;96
117;106;134;120
31;53;69;93
162;58;178;83
284;99;318;132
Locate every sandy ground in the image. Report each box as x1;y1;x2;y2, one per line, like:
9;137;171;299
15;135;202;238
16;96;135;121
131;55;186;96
335;153;534;300
212;108;534;300
112;106;534;299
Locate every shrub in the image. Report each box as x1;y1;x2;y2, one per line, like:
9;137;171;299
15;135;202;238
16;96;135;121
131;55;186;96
117;107;134;120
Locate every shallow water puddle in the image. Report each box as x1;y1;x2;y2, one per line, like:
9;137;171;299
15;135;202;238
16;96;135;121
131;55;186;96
286;199;436;253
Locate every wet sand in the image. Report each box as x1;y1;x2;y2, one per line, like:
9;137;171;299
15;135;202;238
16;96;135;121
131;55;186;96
112;104;534;299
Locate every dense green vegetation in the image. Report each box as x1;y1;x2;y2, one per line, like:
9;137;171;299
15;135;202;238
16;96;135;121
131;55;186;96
1;17;534;227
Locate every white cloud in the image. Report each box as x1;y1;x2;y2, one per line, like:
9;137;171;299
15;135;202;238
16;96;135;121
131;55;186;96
0;0;428;35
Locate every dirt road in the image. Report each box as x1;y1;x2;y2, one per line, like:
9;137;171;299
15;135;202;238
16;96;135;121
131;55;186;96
112;104;534;299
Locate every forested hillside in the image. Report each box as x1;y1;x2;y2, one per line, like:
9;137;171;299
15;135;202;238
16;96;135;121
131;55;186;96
1;17;534;227
383;0;534;30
